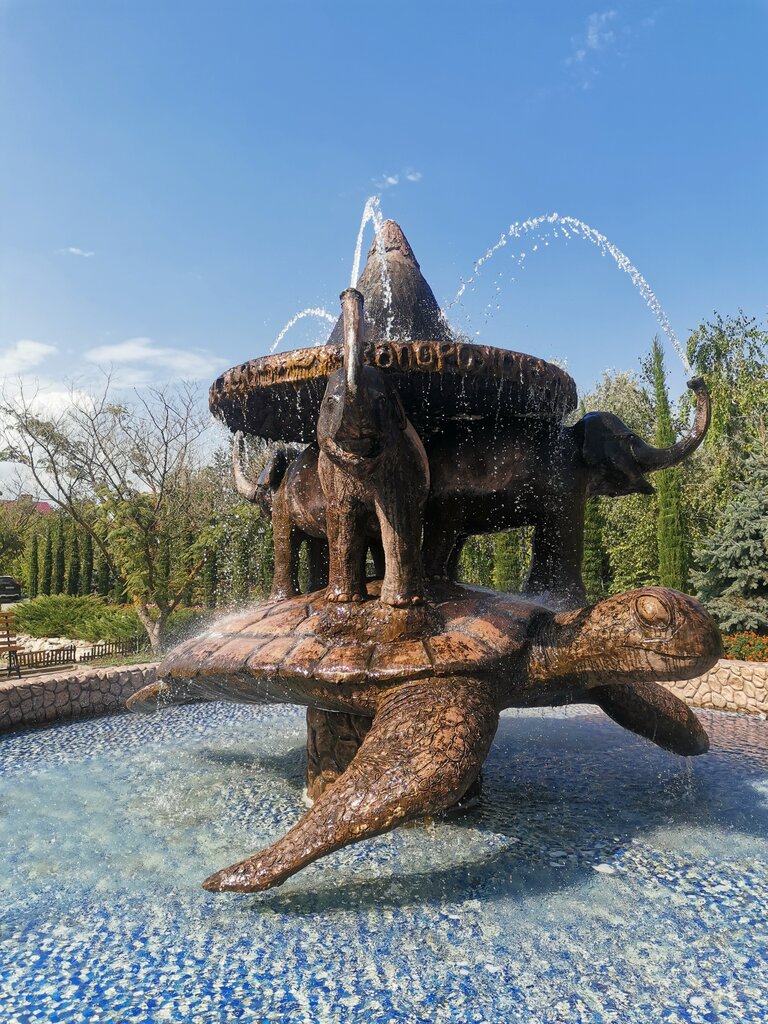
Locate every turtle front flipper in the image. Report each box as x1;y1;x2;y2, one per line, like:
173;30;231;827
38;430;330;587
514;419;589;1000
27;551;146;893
126;678;210;713
202;678;499;893
589;680;709;756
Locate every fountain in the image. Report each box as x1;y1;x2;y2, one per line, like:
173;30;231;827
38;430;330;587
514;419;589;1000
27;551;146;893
128;220;722;894
3;218;767;1021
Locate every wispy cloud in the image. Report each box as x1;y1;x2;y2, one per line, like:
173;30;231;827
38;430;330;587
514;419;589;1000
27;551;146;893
84;336;223;383
0;339;57;377
57;246;95;257
565;9;655;87
373;169;423;190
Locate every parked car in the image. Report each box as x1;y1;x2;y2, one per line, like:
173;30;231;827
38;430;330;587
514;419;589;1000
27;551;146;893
0;576;22;603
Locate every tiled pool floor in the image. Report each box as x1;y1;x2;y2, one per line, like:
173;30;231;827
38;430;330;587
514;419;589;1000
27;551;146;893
1;704;766;1023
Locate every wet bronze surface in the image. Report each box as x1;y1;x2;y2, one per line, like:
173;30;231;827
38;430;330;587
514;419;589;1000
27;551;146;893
210;340;578;442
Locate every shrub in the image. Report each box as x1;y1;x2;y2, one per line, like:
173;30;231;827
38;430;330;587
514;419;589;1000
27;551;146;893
14;595;141;642
721;632;768;663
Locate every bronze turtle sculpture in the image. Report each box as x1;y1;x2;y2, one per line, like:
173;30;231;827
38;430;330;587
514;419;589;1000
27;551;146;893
128;581;721;893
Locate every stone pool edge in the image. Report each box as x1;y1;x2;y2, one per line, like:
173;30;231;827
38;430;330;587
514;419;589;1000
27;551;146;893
0;658;766;734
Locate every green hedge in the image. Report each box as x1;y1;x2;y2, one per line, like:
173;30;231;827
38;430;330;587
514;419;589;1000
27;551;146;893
13;595;141;642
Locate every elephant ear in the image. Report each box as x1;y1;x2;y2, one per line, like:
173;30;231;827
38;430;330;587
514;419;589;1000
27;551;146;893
576;412;655;498
391;387;408;430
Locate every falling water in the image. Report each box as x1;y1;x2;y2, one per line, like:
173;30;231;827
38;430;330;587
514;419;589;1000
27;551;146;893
350;195;394;339
451;213;691;372
269;308;337;354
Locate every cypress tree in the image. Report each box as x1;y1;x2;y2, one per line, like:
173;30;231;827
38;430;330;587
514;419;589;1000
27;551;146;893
649;337;688;590
492;530;522;592
97;555;111;597
81;532;94;596
582;498;609;602
181;530;195;606
52;519;66;594
66;531;81;595
27;534;39;598
41;526;53;595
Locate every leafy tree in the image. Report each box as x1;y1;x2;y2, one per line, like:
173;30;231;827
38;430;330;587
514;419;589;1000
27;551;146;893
582;498;609;602
686;311;768;451
26;534;39;598
81;531;94;596
692;447;768;632
66;530;81;596
41;526;53;596
52;518;66;594
492;530;523;592
646;337;688;590
582;370;657;594
0;495;37;572
2;380;217;652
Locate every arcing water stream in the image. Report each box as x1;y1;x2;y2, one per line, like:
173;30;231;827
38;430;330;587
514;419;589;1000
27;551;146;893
270;198;690;374
451;212;691;372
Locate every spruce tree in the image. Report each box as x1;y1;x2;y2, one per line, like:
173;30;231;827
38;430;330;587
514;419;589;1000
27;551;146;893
492;530;522;592
27;534;39;598
66;531;81;596
582;498;609;602
692;449;768;632
80;532;94;596
41;526;53;595
648;337;688;590
52;519;66;594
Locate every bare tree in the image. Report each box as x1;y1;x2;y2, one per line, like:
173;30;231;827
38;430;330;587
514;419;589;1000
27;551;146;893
1;377;216;652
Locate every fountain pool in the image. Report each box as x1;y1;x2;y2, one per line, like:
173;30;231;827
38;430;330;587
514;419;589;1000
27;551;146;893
2;704;767;1023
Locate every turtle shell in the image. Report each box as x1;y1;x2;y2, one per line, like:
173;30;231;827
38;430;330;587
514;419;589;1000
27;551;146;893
159;581;544;688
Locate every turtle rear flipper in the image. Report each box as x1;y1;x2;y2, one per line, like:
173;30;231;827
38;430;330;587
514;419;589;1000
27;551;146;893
590;680;709;756
202;678;499;892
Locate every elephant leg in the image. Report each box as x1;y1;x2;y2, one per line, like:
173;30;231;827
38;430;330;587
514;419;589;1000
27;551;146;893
377;493;425;606
368;535;385;579
446;535;466;583
203;679;499;892
523;511;586;607
271;489;300;600
422;518;462;581
305;707;373;800
306;537;329;592
325;500;369;603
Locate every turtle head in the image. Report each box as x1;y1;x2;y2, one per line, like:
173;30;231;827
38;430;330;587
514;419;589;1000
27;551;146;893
529;588;722;690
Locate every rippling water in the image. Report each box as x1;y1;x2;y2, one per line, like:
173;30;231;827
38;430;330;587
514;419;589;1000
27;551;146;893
1;705;766;1023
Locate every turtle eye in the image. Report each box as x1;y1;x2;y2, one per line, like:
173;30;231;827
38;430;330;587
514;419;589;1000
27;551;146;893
634;594;672;629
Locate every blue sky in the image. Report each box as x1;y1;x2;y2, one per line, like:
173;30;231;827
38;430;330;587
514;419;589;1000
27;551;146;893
1;0;766;402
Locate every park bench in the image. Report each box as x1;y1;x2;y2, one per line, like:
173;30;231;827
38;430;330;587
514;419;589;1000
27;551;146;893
0;611;22;679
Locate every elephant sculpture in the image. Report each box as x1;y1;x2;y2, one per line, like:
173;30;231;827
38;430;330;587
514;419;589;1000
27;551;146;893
421;376;711;604
233;437;383;599
234;366;709;609
316;287;429;606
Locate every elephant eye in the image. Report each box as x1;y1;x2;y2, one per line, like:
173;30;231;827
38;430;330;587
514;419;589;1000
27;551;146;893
634;594;672;628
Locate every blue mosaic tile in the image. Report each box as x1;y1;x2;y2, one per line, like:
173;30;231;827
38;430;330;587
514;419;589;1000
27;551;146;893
0;705;766;1022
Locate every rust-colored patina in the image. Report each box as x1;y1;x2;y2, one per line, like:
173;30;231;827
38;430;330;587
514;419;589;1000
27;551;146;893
129;581;721;892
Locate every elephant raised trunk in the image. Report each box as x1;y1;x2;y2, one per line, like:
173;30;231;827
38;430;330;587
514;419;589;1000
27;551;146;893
341;287;364;397
630;377;711;472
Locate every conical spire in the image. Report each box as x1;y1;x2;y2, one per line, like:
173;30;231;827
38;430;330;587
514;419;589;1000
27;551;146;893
328;220;453;345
